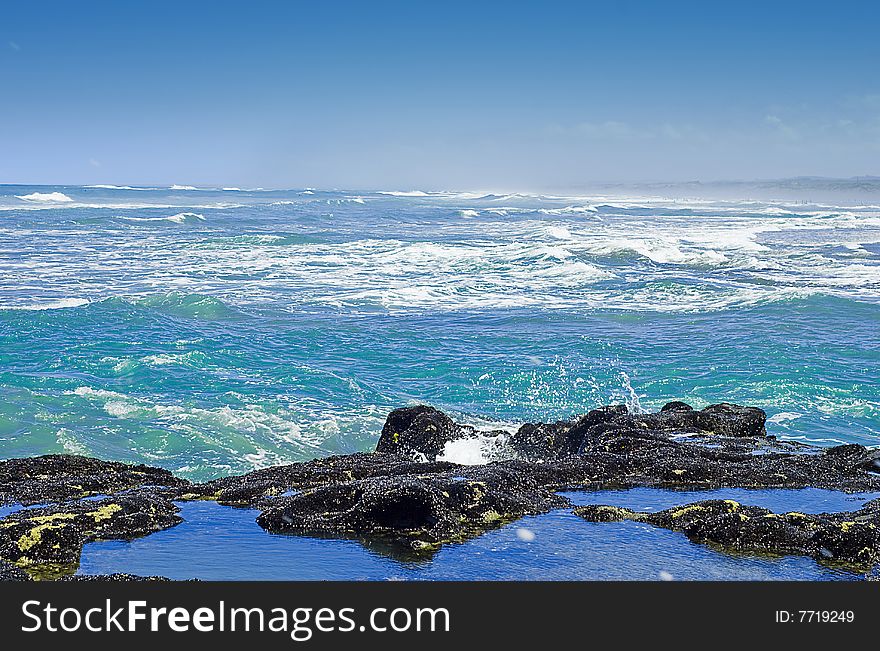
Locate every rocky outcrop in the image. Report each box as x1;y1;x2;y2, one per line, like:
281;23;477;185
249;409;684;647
379;401;769;463
1;400;879;578
508;405;629;461
187;452;458;507
375;405;475;460
0;493;182;578
575;497;880;569
536;434;880;493
0;559;29;581
256;465;567;553
511;401;768;461
0;454;186;506
647;401;767;438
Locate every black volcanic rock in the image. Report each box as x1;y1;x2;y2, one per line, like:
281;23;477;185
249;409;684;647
375;405;471;461
378;402;767;464
257;466;568;552
661;401;694;412
0;493;182;578
2;400;879;576
0;559;30;581
186;452;459;507
0;454;188;507
629;402;767;438
509;405;628;461
575;497;880;569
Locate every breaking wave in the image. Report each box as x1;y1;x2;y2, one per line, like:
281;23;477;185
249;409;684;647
121;212;205;224
16;191;74;203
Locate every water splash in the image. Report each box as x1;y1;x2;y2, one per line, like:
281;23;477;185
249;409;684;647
619;372;645;414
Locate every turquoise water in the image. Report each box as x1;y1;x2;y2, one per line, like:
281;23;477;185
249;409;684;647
1;184;879;482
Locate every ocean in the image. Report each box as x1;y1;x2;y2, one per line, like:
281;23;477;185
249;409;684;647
1;182;878;484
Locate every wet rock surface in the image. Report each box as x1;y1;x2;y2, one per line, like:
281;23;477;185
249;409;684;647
187;452;458;507
0;493;182;579
375;405;474;460
257;465;568;553
0;454;186;507
2;400;880;579
575;497;880;569
0;559;29;581
525;433;880;493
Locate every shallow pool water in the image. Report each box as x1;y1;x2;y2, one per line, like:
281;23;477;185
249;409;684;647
76;487;878;581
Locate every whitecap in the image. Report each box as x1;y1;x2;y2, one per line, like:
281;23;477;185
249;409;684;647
121;212;205;224
546;225;573;239
56;428;89;455
86;184;153;191
539;205;598;216
167;212;205;223
16;191;74;203
768;412;803;423
436;426;513;465
3;297;90;310
378;190;432;197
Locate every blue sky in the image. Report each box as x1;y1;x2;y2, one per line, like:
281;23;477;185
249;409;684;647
2;1;879;190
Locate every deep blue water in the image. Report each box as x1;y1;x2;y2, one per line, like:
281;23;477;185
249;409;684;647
77;488;878;581
2;183;879;579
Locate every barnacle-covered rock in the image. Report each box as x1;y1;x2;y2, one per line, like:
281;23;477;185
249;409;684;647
0;493;182;578
575;498;880;568
0;454;187;506
257;467;567;553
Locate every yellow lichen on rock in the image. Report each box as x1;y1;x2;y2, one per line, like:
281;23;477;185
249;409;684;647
28;512;76;525
670;504;707;519
85;503;122;523
17;522;67;552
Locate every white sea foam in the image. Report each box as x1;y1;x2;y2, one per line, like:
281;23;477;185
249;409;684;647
168;212;205;223
56;428;90;455
768;411;803;423
516;528;536;542
539;205;598;216
2;297;90;310
170;184;198;190
545;224;573;239
121;212;205;224
583;237;730;265
86;184;153;191
16;191;74;203
378;190;432;197
66;386;371;469
4;187;879;314
437;438;487;465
